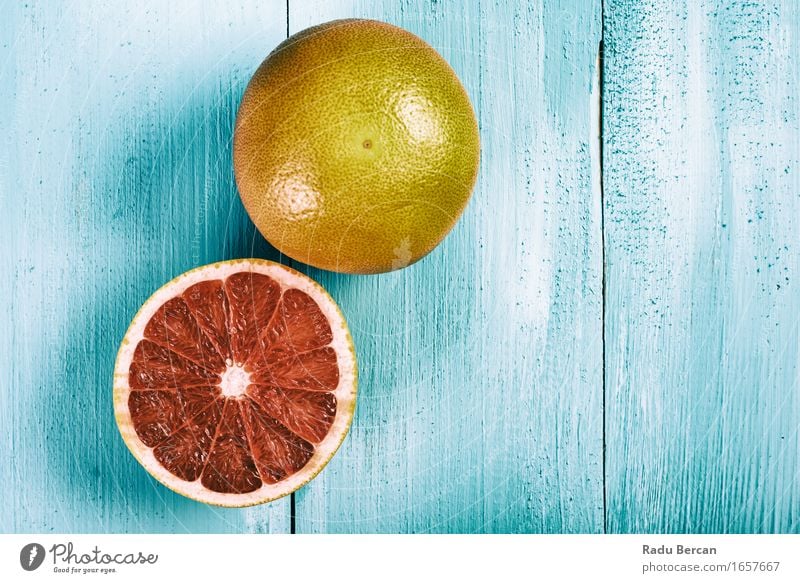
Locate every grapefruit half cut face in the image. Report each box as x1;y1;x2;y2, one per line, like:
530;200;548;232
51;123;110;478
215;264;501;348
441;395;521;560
113;259;357;506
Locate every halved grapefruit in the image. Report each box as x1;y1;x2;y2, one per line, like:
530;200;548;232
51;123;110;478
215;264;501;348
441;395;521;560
113;259;357;507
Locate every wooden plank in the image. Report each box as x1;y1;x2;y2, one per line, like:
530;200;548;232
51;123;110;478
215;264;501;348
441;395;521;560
290;0;604;533
0;1;291;533
604;0;800;532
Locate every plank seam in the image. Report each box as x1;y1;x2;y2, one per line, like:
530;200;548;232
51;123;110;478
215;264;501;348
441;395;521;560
599;0;608;536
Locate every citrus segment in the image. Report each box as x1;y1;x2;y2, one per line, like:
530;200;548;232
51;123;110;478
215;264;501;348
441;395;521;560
252;289;334;364
200;401;262;494
224;272;281;364
152;398;225;482
182;280;233;362
241;401;315;485
251;347;339;391
143;297;225;372
128;387;218;446
247;386;336;443
114;259;357;506
129;340;220;391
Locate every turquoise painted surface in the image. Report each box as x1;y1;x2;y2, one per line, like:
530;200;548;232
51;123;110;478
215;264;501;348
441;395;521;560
290;0;603;534
604;0;800;532
0;0;796;534
0;0;291;533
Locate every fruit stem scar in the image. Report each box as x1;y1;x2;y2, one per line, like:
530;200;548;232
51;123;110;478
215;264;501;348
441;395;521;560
362;139;372;149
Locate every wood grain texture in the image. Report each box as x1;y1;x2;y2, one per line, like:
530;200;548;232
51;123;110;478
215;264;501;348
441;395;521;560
0;0;291;533
604;0;800;532
10;0;794;536
290;0;604;533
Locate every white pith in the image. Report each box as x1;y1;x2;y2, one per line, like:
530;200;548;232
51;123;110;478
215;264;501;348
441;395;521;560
220;365;251;398
113;258;358;507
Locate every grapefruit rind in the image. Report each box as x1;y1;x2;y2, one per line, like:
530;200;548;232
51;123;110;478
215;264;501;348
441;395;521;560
113;258;357;507
233;19;481;274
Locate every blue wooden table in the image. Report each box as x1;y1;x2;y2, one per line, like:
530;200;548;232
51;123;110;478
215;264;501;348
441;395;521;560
1;0;797;534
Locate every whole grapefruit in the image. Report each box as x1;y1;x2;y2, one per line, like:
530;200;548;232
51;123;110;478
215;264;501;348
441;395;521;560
233;19;480;274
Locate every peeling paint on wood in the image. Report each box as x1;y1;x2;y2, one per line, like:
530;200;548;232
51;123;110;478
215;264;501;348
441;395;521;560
604;0;800;533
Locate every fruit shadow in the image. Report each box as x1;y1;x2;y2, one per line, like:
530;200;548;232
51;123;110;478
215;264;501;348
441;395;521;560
40;81;290;532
